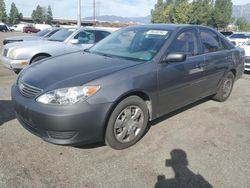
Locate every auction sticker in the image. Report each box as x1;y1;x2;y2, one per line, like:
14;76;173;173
146;30;168;36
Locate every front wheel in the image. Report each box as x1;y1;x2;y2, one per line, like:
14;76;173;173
213;72;235;102
105;96;149;150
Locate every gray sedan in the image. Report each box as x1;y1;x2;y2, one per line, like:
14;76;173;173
12;24;245;149
1;27;117;73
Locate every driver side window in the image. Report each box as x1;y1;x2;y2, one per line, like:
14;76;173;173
168;30;199;57
74;31;95;44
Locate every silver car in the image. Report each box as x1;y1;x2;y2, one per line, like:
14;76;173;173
1;27;117;73
3;27;62;45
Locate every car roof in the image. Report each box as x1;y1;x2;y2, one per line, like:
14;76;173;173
126;24;215;32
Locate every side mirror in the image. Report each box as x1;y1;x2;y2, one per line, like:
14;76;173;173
69;39;79;44
162;53;187;63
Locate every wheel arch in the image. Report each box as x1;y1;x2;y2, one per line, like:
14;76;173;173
102;90;153;139
30;53;51;64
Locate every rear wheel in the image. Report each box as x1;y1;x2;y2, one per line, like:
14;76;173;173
213;72;235;102
105;96;149;150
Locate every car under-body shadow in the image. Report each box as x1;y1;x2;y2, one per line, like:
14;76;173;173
0;100;16;126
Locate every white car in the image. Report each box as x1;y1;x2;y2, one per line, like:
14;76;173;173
228;32;250;47
1;27;117;73
241;41;250;71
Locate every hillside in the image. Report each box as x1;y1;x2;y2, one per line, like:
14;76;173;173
232;3;250;21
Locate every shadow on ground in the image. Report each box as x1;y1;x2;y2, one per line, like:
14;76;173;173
155;149;213;188
0;100;16;126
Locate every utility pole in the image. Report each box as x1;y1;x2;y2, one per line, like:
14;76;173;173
93;0;96;26
77;0;81;28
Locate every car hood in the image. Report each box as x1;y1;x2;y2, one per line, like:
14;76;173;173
18;52;143;90
5;36;42;41
5;40;62;50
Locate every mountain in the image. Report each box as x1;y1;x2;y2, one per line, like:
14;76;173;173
233;3;250;21
84;15;151;24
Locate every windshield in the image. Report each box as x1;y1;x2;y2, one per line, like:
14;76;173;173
89;28;170;61
35;29;50;37
48;28;76;42
230;34;249;39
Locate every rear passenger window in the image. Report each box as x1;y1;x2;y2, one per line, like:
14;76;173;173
168;30;199;56
200;30;225;53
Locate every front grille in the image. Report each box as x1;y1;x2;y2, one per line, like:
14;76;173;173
18;83;43;98
47;131;78;140
2;48;8;57
245;65;250;69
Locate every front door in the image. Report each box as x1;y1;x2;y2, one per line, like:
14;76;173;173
157;29;207;116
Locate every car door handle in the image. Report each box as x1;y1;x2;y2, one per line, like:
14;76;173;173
196;62;206;68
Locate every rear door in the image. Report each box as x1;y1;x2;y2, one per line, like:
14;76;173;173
199;29;231;94
157;28;207;115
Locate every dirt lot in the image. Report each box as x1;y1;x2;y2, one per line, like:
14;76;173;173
0;32;250;188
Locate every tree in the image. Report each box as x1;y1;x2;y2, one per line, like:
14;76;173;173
46;5;53;24
189;0;214;26
9;2;22;24
236;17;250;31
172;1;192;24
151;0;166;23
213;0;232;29
0;0;7;22
32;5;44;23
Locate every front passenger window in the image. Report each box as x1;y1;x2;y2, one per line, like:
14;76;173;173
74;31;95;44
168;30;199;56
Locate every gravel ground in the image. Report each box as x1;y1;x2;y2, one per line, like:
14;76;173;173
0;32;250;188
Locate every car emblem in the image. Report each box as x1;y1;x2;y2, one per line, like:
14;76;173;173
19;83;25;91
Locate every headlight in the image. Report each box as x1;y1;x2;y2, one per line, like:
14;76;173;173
36;86;101;105
7;48;17;59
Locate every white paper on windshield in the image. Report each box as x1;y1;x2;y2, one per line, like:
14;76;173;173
146;30;168;36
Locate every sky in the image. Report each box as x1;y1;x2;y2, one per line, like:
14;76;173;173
4;0;250;19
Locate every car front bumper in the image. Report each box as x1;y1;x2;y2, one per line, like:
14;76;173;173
0;55;29;71
11;84;113;146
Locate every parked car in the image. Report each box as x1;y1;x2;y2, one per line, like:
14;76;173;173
11;24;29;32
228;32;250;46
3;27;62;45
1;27;116;73
240;40;250;71
12;24;245;150
220;31;233;38
23;26;40;33
0;23;10;32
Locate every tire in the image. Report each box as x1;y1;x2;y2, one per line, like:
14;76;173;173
213;72;235;102
31;55;49;64
105;96;149;150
